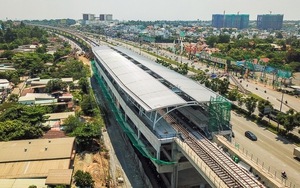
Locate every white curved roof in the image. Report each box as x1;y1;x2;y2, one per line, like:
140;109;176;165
93;46;187;112
93;46;218;112
114;46;218;103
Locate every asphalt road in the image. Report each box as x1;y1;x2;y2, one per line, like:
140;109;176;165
231;112;300;187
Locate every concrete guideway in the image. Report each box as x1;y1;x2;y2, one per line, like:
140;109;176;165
215;135;287;188
174;130;263;188
159;108;262;188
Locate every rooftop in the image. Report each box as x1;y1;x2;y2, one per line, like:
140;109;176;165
93;46;219;112
0;159;70;179
0;137;75;162
45;169;73;185
44;112;75;120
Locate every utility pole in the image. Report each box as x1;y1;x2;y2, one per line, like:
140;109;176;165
139;35;142;55
277;80;284;131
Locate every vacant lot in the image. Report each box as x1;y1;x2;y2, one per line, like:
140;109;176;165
72;150;111;188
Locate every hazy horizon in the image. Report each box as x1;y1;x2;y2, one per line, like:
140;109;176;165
1;0;300;21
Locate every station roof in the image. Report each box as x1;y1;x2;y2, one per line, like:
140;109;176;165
93;46;218;112
115;47;218;103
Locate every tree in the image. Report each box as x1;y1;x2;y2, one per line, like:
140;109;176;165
62;115;83;133
0;50;15;60
35;45;47;53
55;185;66;188
45;79;68;93
8;93;19;102
277;110;298;133
28;185;37;188
206;36;218;47
218;78;229;95
227;88;242;101
0;120;44;141
72;123;101;150
275;31;283;39
287;62;300;72
81;94;96;116
0;104;49;126
116;31;122;38
244;97;258;115
218;34;230;43
286;49;300;63
4;28;18;43
78;77;90;94
73;170;94;188
257;99;273;116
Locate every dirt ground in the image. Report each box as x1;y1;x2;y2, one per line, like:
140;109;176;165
72;151;111;188
78;55;92;73
71;56;111;188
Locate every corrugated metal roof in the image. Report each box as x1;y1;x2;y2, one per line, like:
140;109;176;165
93;46;187;112
45;169;73;185
0;137;75;162
114;46;218;103
44;112;75;120
0;179;47;188
0;159;70;179
93;46;218;112
26;93;54;99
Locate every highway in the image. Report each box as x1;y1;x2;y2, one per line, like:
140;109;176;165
231;112;300;187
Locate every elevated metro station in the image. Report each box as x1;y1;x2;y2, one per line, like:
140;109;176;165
92;45;263;188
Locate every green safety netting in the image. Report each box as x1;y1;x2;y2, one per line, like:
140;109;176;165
208;95;231;132
91;61;176;165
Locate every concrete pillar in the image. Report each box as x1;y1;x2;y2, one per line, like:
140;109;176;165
170;143;179;188
156;144;161;160
124;113;127;122
138;130;141;139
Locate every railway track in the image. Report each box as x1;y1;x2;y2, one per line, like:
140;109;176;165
159;109;262;188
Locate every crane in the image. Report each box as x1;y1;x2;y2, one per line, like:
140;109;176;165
269;10;272;14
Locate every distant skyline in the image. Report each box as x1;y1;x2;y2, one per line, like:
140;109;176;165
1;0;300;21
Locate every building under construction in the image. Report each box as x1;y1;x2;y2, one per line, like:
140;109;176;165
212;14;249;29
91;45;266;188
257;14;284;30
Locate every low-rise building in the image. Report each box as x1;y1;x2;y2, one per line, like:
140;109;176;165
0;137;76;188
43;111;75;128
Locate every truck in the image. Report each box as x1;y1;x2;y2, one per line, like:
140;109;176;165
293;147;300;159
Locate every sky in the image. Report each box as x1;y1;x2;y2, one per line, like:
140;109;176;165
1;0;300;21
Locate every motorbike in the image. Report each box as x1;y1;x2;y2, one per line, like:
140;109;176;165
281;172;287;179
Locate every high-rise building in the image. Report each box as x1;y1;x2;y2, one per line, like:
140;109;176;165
99;14;113;21
99;14;105;21
212;14;249;29
212;14;224;28
105;14;113;21
82;14;95;21
257;14;283;30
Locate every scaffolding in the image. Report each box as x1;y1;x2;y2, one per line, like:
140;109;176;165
91;60;176;165
208;95;231;133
